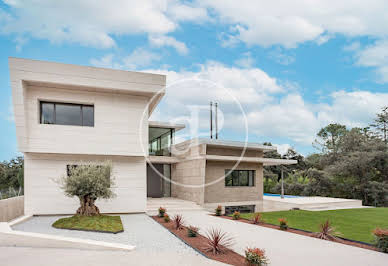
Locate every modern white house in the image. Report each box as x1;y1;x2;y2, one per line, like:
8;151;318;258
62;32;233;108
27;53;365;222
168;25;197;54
9;57;296;216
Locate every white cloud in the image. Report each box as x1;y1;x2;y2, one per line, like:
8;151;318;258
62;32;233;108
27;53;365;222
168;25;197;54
0;0;202;49
167;2;209;23
199;0;388;48
317;90;388;127
142;62;388;147
149;35;188;55
234;52;254;68
343;41;361;52
247;94;320;145
122;48;162;69
90;48;161;70
354;39;388;83
268;47;295;65
275;144;292;156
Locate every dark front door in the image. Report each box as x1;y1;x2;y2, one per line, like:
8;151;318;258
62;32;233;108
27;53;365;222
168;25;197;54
147;164;164;198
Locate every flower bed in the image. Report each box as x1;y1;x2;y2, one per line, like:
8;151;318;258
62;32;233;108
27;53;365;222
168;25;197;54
215;215;378;252
152;216;245;266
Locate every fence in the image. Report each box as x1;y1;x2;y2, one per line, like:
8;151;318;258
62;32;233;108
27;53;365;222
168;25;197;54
0;196;24;222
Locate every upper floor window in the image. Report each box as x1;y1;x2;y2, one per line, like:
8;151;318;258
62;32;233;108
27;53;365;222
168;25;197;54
40;102;94;127
148;127;174;156
225;169;255;187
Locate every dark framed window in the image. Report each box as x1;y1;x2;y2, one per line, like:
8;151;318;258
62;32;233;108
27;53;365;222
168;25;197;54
225;205;255;215
225;170;255;187
40;101;94;127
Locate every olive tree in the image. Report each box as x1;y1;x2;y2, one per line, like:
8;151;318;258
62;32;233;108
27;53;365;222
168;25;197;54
58;161;115;216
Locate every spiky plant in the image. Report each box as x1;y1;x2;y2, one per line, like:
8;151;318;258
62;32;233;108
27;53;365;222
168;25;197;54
314;220;341;241
172;214;184;230
252;213;262;224
204;228;234;255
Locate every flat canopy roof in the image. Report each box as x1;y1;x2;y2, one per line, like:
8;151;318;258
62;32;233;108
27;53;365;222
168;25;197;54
149;121;185;131
175;138;277;152
205;155;297;166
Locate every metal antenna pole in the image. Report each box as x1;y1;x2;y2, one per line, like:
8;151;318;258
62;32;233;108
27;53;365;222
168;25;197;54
281;167;284;199
210;101;213;139
215;102;218;139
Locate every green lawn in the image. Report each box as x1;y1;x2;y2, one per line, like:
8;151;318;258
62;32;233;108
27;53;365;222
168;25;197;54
240;208;388;243
52;215;124;233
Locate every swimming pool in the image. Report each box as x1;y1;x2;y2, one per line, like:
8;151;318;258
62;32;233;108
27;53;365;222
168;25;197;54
264;193;301;198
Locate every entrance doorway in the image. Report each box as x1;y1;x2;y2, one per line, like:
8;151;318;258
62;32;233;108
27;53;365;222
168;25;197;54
147;163;171;198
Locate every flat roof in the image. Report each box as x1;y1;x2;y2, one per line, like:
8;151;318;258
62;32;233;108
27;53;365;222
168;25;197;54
149;121;185;131
205;155;297;166
175;138;277;152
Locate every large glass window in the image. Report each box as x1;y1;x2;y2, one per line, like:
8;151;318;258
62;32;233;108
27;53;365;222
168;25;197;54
148;127;174;156
40;102;94;127
225;170;255;187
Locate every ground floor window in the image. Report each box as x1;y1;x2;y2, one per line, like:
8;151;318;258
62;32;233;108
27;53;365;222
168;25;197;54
225;169;255;187
225;205;255;215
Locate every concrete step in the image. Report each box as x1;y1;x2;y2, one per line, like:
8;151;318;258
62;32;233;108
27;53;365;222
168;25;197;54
146;197;204;214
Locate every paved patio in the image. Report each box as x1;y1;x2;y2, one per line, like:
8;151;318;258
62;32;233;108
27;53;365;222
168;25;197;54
167;210;387;266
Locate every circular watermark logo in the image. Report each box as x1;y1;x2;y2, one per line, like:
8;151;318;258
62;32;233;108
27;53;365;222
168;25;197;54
139;77;250;189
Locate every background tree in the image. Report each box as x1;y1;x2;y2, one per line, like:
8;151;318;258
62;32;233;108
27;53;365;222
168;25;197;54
371;106;388;144
58;161;115;216
264;111;388;206
0;157;24;190
314;123;347;155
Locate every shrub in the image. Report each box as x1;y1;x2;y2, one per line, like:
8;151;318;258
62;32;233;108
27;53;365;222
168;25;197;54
373;228;388;253
232;211;240;220
313;220;340;241
278;218;288;230
252;213;262;224
172;214;184;230
245;247;269;266
57;161;115;216
158;207;166;217
204;228;234;255
163;213;170;223
187;225;199;237
215;205;222;216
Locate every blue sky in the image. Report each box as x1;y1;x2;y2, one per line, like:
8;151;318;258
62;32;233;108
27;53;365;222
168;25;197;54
1;1;388;160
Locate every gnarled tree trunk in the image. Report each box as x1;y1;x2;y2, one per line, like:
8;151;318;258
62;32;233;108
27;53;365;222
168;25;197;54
76;195;100;216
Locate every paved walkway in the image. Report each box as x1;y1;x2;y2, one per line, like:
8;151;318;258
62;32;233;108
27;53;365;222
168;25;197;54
12;214;195;254
0;246;225;266
167;210;387;266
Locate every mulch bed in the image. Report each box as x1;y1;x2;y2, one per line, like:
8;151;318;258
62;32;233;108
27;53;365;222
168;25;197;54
215;215;378;252
152;216;246;266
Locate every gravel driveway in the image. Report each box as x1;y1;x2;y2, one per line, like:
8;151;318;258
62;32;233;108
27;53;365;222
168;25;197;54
12;214;197;255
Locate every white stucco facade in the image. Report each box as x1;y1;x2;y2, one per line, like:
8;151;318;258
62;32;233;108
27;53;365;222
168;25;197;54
9;57;165;215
